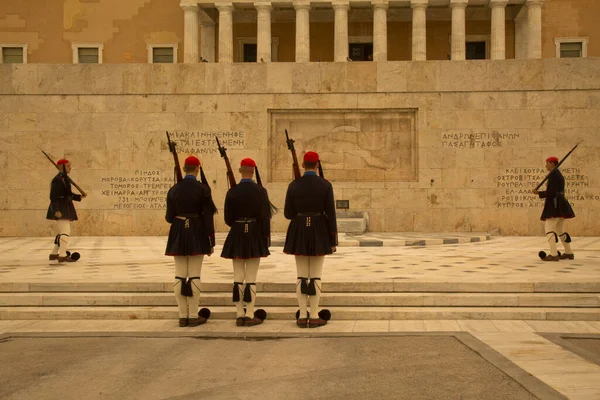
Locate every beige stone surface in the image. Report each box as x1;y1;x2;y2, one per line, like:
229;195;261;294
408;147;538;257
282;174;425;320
1;61;600;235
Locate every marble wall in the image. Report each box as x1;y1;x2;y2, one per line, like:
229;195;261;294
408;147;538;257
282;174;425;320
0;59;599;236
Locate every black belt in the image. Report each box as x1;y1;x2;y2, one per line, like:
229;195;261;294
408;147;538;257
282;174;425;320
297;212;323;217
235;218;257;222
177;213;199;218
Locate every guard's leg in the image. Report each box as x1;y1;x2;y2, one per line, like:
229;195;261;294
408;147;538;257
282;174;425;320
187;255;204;319
187;255;205;326
173;256;189;324
295;256;310;324
232;259;246;322
544;218;559;258
243;258;260;318
308;256;325;318
57;220;71;258
308;256;327;327
556;219;574;258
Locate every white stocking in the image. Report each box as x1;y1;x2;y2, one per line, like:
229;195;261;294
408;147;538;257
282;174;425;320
308;256;325;318
244;258;260;318
295;256;309;319
556;219;573;254
544;218;559;256
233;259;246;318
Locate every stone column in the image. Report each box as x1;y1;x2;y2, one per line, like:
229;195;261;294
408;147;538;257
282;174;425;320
180;2;199;63
527;0;543;59
199;10;216;62
216;3;234;63
255;2;272;62
450;0;468;60
333;2;349;62
490;0;508;60
200;21;216;62
372;1;388;62
411;0;428;61
294;2;311;62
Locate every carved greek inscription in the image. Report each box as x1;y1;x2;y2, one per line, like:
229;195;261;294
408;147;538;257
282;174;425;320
495;167;590;209
170;131;245;155
441;131;520;148
101;170;172;210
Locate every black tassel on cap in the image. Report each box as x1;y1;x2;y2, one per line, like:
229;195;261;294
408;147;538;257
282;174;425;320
200;167;209;187
200;167;218;214
255;166;262;187
318;161;324;178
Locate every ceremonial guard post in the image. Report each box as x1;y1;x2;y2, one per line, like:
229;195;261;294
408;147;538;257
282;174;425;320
534;156;576;261
46;158;86;262
220;156;272;327
283;150;337;328
165;155;215;327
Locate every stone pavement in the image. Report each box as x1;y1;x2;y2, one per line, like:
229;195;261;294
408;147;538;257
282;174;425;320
0;234;598;285
0;335;558;400
1;234;600;399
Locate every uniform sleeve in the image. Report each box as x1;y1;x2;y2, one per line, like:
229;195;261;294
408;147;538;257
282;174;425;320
284;182;296;220
202;186;216;247
539;171;560;199
223;190;234;227
49;177;63;213
325;182;338;246
73;194;82;202
165;187;175;223
260;187;271;246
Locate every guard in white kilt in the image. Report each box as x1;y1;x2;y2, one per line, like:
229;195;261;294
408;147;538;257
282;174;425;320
46;159;86;262
221;158;272;326
533;156;576;261
165;156;216;327
283;151;337;328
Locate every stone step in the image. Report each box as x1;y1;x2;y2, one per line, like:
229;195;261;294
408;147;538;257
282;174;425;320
2;306;600;321
2;281;600;293
1;292;599;308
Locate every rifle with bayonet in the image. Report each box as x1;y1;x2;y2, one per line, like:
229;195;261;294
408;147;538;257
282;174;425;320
166;131;183;183
535;141;583;191
39;148;87;197
285;129;301;180
215;136;237;189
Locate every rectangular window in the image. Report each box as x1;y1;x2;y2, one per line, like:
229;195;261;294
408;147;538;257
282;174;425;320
555;38;588;58
466;41;486;60
560;42;583;58
152;47;174;63
243;43;257;62
349;43;373;61
72;44;103;64
78;47;99;63
2;47;24;63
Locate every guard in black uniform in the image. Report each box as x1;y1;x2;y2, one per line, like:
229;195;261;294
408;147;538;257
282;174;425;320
165;156;216;327
46;159;86;262
284;151;337;328
533;156;576;261
221;158;272;327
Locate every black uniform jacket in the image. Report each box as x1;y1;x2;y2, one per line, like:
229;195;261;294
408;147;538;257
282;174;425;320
283;173;338;255
221;180;271;259
165;177;216;256
538;168;575;221
46;172;81;221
